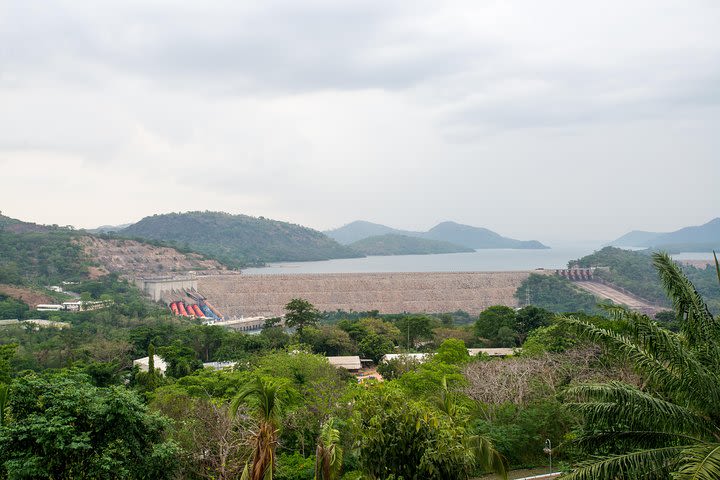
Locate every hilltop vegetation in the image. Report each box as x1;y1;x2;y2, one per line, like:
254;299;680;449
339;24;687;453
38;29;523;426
515;274;604;314
326;219;549;249
121;211;361;268
570;246;720;313
348;234;474;256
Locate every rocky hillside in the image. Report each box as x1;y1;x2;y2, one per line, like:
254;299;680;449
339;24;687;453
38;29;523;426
76;236;231;278
120;211;362;268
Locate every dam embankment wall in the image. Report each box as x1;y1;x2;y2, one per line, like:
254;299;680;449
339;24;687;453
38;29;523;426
198;271;536;318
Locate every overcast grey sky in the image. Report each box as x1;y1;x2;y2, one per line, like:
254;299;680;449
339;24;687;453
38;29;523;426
1;0;718;242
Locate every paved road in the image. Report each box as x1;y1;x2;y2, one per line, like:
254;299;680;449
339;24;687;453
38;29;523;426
574;281;658;313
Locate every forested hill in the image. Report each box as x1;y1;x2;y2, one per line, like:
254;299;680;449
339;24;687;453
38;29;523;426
120;211;362;268
423;221;548;249
326;219;549;249
570;247;720;313
609;217;720;251
348;234;474;256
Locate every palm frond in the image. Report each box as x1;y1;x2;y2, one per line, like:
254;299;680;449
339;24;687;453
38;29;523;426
561;445;687;480
558;316;720;411
574;430;705;453
652;252;719;351
673;443;720;480
468;434;508;480
565;382;714;438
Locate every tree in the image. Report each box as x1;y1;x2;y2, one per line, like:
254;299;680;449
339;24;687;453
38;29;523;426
315;418;343;480
231;376;297;480
559;252;720;479
475;306;517;346
435;338;470;365
358;333;394;363
514;306;552;343
285;298;320;336
395;315;434;349
355;384;505;479
0;371;179;479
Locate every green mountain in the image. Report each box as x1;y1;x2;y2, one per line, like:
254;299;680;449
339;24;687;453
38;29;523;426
324;220;419;245
348;234;474;256
423;221;548;249
120;211;362;268
326;220;549;249
609;218;720;252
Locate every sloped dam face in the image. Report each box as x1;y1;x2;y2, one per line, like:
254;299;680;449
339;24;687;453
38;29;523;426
198;271;535;318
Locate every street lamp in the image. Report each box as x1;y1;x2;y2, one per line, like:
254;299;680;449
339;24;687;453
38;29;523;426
543;438;553;473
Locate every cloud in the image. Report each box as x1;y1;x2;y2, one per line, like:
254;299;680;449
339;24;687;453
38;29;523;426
0;0;719;239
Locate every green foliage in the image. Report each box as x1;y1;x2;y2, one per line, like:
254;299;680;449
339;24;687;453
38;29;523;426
358;333;394;363
376;354;422;380
0;231;89;285
285;298;320;335
474;400;573;468
120;211;362;268
475;306;518;346
348;234;473;256
0;371;179;479
394;315;435;349
276;453;315;480
315;418;343;480
354;384;491;479
0;296;29;320
515;274;602;314
559;252;720;478
302;325;357;356
435;338;470;365
0;344;17;384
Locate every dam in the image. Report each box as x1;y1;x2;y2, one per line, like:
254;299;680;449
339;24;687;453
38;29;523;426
197;271;535;318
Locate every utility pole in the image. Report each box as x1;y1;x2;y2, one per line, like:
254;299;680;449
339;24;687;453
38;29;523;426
544;439;552;473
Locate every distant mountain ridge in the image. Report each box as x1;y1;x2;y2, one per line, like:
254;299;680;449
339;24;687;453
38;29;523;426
325;220;549;249
609;218;720;251
348;234;474;256
120;211;362;268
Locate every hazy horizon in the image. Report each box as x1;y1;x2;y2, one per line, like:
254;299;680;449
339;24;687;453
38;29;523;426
2;1;719;242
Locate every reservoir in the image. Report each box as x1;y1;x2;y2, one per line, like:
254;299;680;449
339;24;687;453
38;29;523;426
242;244;600;275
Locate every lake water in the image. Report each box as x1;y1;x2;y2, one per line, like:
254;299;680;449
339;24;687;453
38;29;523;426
242;244;601;275
241;245;716;275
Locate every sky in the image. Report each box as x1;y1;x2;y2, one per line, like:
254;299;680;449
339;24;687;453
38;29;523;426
1;0;719;243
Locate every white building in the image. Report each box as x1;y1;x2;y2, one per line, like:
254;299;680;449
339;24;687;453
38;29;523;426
132;355;168;375
327;356;362;371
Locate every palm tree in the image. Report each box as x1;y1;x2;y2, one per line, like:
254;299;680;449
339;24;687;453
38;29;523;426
232;376;295;480
315;418;343;480
436;376;509;479
558;252;720;479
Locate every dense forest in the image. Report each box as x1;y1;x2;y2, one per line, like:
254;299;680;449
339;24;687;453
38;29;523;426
570;247;720;312
120;211;362;268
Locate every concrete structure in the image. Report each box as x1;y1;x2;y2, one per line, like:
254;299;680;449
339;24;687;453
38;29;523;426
468;348;518;357
135;276;198;302
133;355;168;374
203;361;238;370
199;271;535;318
24;319;70;329
209;316;270;332
381;353;432;363
327;356;362;371
0;320;20;327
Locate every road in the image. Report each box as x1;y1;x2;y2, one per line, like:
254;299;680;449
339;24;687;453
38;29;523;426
574;281;659;313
